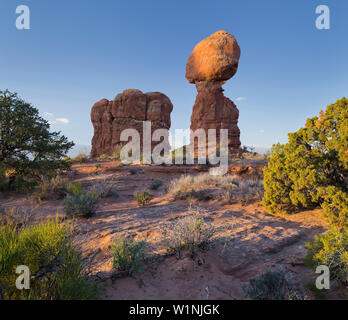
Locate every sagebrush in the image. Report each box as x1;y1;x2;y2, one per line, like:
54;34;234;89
111;237;148;275
162;208;215;258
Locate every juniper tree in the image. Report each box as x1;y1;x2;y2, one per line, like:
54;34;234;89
263;97;348;228
0;90;74;187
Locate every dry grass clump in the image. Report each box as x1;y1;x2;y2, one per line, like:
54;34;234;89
0;207;35;229
162;206;215;258
31;175;70;202
71;153;89;164
167;173;264;204
222;180;264;205
166;173;236;199
89;179;118;198
243;269;305;300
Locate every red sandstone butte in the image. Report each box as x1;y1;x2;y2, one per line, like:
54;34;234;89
186;30;241;151
90;90;173;158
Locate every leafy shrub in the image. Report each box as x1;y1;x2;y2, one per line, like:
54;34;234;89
65;181;82;196
304;227;348;286
111;238;148;275
0;220;98;300
263;98;348;226
162;210;215;258
2;174;37;192
63;190;100;218
150;179;163;190
243;269;304;300
134;190;151;206
319;186;348;229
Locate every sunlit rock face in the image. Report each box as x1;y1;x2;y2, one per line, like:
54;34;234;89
90;90;173;158
186;31;241;152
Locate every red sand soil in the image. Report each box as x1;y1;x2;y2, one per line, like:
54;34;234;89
1;160;344;300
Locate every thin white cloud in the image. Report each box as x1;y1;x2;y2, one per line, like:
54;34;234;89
44;112;54;117
56;118;70;124
236;97;246;101
259;129;265;133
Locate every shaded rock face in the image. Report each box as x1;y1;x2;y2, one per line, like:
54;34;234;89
186;31;241;151
91;90;173;158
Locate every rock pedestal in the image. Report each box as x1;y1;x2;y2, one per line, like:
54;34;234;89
186;30;241;151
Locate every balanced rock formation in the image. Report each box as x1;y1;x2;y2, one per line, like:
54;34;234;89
91;89;173;158
186;30;241;151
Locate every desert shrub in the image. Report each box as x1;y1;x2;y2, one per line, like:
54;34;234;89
222;183;240;204
174;189;213;201
0;90;74;189
111;238;148;275
162;211;215;258
243;269;304;300
110;145;123;161
150;179;163;190
89;180;118;198
71;153;89;164
304;227;348;286
134;190;151;206
65;181;82;196
263;98;348;225
63;190;100;218
0;220;98;300
97;154;108;161
31;175;70;202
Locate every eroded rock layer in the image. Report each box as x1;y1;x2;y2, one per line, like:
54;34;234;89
91;89;173;158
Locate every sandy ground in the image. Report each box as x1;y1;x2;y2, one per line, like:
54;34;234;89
1;160;344;300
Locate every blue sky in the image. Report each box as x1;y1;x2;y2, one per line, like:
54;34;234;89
1;0;347;152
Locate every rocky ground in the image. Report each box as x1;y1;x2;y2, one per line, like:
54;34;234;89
1;160;344;300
